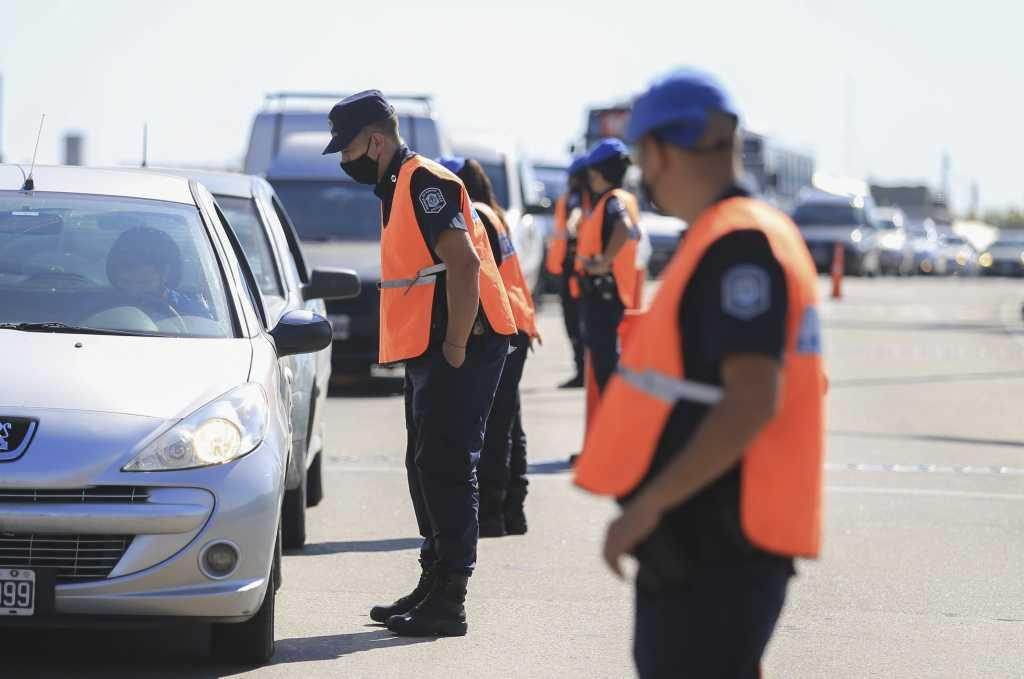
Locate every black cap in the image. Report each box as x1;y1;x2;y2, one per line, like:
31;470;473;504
322;90;396;155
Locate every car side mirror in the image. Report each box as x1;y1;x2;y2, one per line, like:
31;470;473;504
302;267;361;301
271;309;333;358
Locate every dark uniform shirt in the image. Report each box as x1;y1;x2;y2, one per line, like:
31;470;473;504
634;184;792;581
375;146;489;349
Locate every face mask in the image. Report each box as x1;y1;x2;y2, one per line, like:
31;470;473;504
340;139;379;185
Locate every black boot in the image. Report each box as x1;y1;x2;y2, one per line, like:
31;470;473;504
558;374;584;389
369;561;436;623
387;568;469;637
478;484;507;538
504;484;528;535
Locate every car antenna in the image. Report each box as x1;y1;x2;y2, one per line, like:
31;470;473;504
141;123;148;168
21;113;45;191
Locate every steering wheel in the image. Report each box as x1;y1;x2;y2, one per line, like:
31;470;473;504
77;291;188;334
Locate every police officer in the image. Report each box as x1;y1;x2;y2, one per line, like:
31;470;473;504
575;138;643;393
439;155;540;537
545;156;591;388
574;70;826;678
323;91;516;637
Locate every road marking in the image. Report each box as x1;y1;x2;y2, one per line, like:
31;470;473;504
827;486;1024;501
827;462;1024;476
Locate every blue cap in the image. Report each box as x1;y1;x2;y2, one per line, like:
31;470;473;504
625;68;740;149
436;155;466;175
322;90;396;155
567;156;588;176
585;138;630;167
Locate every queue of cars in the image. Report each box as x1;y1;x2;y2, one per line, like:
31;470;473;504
0;163;360;663
790;190;991;278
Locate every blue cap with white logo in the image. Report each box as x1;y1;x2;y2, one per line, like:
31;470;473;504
585;138;630;167
436;155;467;175
625;68;740;149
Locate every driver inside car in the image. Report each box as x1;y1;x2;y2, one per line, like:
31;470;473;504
106;226;213;321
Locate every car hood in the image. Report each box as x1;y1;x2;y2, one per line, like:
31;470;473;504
302;240;381;282
0;332;253;419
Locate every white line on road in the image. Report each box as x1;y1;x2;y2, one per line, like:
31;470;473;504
827;486;1024;501
826;462;1024;476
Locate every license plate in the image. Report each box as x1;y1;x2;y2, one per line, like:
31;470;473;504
0;568;35;616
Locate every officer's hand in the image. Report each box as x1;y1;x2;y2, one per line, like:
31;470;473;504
443;341;466;368
584;257;611;275
603;496;662;579
532;332;543;349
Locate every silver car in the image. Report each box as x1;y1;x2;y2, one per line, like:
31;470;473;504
155;169;337;549
0;164;357;663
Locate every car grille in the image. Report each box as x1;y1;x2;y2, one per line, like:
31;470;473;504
0;534;133;582
0;486;149;504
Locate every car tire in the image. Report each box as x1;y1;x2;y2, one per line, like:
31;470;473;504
282;475;307;550
306;451;323;508
211;537;277;665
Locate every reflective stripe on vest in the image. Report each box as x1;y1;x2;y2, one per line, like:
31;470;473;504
575;188;644;309
574;196;826;559
474;201;538;338
618;367;723;405
378;155;515;364
378;263;448;291
545;194;569;275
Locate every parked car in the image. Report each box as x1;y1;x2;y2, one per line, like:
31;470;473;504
0;164;357;663
642;211;684;278
453;132;548;296
906;219;947;275
155;168;345;549
979;235;1024;277
874;207;915;275
792;192;882;276
939;235;979;276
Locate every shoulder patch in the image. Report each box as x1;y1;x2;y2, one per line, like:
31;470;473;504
721;264;771;320
796;307;822;354
418;187;446;214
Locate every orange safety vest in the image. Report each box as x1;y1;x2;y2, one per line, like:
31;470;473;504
545;190;592;277
474;201;538;338
575;188;644;309
574;196;826;558
378;155;516;364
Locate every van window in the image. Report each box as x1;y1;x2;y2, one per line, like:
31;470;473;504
272;180;380;241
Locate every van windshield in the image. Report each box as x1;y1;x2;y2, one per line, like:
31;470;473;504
271;180;380;241
793;203;869;227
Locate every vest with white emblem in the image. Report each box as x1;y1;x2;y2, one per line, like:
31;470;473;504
574;196;827;558
378;155;515;364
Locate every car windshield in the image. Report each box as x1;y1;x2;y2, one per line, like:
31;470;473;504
271;180;380;241
0;191;233;338
992;238;1024;247
215;195;283;298
876;218;899;230
793;203;868;226
478;161;510;209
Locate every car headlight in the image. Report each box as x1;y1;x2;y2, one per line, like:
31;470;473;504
979;253;993;267
955;252;968;266
1019;252;1024;265
123;384;268;471
850;229;863;244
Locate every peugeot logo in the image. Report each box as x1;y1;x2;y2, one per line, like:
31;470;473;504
0;419;37;462
0;422;10;452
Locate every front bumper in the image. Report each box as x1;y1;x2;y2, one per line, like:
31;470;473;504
0;444;283;623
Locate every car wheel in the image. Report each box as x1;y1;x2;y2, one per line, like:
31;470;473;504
282;475;307;550
211;536;277;665
306;451;323;508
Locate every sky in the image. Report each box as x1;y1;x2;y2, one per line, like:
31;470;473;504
1;0;1020;211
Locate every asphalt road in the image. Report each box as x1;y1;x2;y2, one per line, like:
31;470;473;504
3;277;1023;678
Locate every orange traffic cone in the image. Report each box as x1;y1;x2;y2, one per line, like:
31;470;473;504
831;243;845;299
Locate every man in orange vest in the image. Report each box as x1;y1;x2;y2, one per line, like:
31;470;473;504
575;138;643;394
545;156;590;388
574;70;825;677
323;91;516;637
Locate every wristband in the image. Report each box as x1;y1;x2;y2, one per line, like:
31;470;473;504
444;340;467;349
